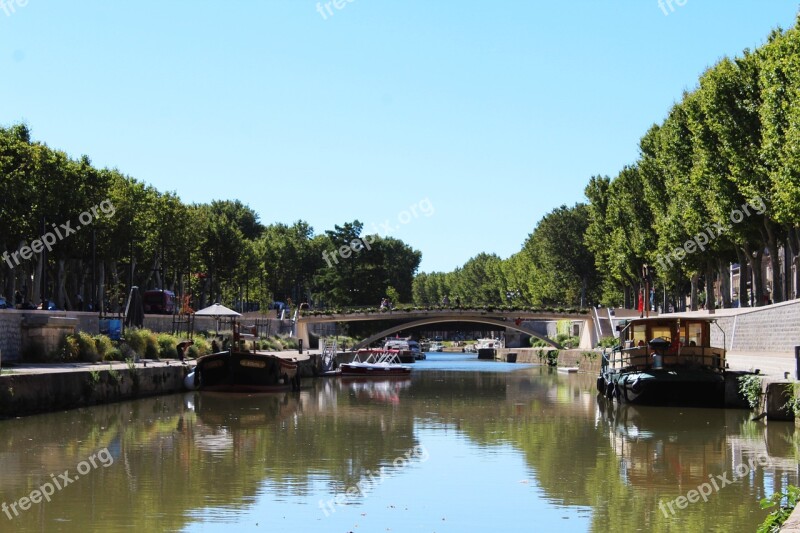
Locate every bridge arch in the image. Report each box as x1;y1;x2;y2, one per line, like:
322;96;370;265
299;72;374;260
352;317;561;350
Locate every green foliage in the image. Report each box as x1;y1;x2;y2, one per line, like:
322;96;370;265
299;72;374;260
188;336;211;359
103;348;124;362
530;338;551;348
107;365;121;384
123;328;147;357
156;333;178;359
758;485;800;533
59;336;80;362
597;336;619;348
123;328;160;359
545;350;559;367
554;334;580;349
738;375;763;409
75;332;100;362
94;335;114;359
782;383;800;417
281;337;299;350
581;351;598;362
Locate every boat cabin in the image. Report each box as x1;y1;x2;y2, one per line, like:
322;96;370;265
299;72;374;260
606;317;726;372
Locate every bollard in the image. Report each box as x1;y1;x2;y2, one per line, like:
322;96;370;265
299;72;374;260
796;345;800;380
299;339;303;355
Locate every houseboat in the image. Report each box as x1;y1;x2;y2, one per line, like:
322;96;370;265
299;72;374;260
184;325;300;392
597;316;726;406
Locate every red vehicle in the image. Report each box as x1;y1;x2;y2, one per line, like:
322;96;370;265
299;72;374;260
143;290;176;314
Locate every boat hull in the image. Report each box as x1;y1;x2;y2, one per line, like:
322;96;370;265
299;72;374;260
339;363;412;377
191;351;298;393
599;369;725;407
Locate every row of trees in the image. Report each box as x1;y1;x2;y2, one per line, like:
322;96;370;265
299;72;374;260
415;16;800;310
0;124;421;312
411;205;597;308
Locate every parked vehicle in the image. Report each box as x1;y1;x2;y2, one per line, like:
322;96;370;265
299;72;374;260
0;297;7;309
143;289;176;314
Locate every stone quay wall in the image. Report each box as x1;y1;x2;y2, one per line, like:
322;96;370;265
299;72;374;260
0;309;294;362
709;300;800;354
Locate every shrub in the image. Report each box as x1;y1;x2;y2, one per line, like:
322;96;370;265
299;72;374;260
192;336;211;357
758;485;800;533
597;336;619;348
554;333;580;349
59;335;80;362
103;348;124;361
530;338;551;348
94;335;114;358
157;333;179;359
123;328;147;357
738;375;763;409
280;336;299;350
120;343;137;361
76;332;100;362
141;331;159;359
123;328;160;359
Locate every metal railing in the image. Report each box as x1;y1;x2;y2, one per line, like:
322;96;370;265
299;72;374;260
602;345;726;373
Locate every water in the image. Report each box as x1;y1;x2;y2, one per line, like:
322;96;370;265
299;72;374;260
0;353;797;532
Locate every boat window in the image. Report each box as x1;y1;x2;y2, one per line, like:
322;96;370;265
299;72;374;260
649;325;672;342
686;322;703;346
632;324;646;346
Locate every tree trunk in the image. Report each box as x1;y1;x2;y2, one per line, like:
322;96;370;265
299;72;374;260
763;222;782;303
57;259;70;310
718;259;731;308
32;246;43;307
690;274;699;311
735;247;749;307
788;227;800;301
744;244;765;306
705;261;716;314
97;262;105;312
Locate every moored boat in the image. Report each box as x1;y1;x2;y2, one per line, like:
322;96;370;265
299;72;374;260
475;337;503;359
383;337;425;361
598;316;726;406
339;350;412;377
184;324;300;392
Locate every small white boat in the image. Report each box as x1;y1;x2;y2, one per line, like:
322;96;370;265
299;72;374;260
384;338;425;360
339;350;412;377
557;367;579;374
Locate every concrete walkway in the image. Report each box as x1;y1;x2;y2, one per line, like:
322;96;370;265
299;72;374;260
726;351;798;379
0;359;193;375
0;349;322;377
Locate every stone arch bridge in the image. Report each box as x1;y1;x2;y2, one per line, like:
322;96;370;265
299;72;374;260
295;308;598;350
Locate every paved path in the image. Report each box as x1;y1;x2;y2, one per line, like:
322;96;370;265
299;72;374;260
0;350;322;377
0;359;194;375
726;351;798;379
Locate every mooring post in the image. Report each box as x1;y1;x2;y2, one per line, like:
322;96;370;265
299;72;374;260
795;345;799;380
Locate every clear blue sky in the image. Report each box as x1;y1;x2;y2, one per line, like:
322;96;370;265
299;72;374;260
1;1;797;273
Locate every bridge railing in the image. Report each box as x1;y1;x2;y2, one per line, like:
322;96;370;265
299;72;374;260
299;305;590;317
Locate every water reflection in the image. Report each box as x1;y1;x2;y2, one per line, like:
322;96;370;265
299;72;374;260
0;359;796;532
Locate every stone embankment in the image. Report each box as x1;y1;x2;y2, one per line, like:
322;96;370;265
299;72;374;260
495;348;602;371
0;361;192;418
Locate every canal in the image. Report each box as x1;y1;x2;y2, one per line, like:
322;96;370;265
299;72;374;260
0;352;797;532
